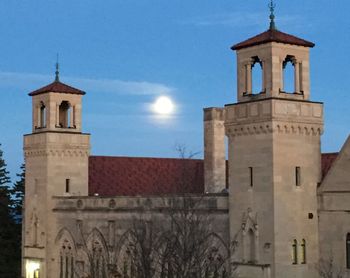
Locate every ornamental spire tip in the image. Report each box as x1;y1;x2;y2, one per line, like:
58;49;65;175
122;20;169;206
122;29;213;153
269;0;276;30
55;53;60;82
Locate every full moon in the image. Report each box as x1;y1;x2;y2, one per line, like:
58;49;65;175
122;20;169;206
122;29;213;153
152;96;175;115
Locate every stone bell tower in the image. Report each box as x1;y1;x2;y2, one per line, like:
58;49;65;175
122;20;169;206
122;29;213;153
224;4;323;278
23;64;90;278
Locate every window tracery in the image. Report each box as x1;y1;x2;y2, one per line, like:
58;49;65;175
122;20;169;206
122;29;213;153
60;239;75;278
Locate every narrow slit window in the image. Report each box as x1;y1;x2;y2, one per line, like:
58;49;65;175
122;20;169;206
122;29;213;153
301;239;306;264
65;179;70;193
295;167;301;186
249;167;253;187
292;239;298;264
346;233;350;269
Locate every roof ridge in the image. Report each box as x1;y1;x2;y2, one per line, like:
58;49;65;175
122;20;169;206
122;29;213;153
89;155;204;161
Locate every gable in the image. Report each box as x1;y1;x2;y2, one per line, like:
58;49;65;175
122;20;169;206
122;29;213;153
320;136;350;192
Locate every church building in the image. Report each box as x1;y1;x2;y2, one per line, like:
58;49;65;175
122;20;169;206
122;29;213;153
22;4;350;278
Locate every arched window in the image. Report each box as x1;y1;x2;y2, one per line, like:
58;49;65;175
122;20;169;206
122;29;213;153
91;240;108;277
251;56;263;94
39;102;46;128
60;239;74;278
59;101;71;128
283;55;295;93
301;239;306;264
292;239;298;264
346;233;350;269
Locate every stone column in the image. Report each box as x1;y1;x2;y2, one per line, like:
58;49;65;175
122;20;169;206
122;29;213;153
204;107;226;193
294;59;300;93
69;106;74;128
246;64;252;94
37;105;41;128
299;62;304;93
261;60;265;92
56;104;59;127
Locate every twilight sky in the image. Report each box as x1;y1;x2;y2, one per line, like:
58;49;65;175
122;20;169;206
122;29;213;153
0;0;349;178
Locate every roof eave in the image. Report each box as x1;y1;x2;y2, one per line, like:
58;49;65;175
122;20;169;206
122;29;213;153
28;90;86;97
231;40;315;51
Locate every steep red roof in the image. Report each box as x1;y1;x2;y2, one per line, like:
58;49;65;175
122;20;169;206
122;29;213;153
29;80;85;96
89;156;204;196
321;153;338;180
231;29;315;50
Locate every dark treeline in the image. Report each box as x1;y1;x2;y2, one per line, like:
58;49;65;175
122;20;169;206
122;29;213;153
0;144;24;278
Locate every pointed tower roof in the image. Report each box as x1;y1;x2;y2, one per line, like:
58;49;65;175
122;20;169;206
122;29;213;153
29;58;85;96
29;80;85;96
232;1;314;51
231;28;315;50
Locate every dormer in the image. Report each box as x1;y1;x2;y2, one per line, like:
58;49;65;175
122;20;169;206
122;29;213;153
29;73;85;133
231;20;315;103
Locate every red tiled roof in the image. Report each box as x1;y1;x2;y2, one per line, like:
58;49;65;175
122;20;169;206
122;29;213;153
321;153;338;180
88;156;204;196
231;29;315;50
29;81;85;96
88;153;338;196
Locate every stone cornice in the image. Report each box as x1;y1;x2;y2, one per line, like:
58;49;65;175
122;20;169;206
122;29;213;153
226;122;323;137
24;148;90;158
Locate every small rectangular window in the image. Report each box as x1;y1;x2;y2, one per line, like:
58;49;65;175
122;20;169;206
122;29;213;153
301;239;306;264
346;234;350;269
65;179;70;193
295;167;301;186
249;167;253;187
292;239;298;264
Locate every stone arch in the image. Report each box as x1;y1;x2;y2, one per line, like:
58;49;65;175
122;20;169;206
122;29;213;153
58;100;73;128
83;228;110;278
115;229;139;277
55;228;77;278
201;232;230;277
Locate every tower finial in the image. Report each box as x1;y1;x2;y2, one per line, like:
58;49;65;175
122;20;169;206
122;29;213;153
55;53;60;82
268;0;276;30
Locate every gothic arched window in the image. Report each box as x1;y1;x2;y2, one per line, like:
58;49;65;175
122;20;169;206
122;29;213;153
292;239;298;264
60;239;74;278
346;233;350;269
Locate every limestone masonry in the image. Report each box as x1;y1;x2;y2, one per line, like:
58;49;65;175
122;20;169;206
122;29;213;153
23;18;350;278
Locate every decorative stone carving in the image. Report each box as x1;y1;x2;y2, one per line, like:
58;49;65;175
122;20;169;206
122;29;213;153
76;199;83;209
109;199;116;209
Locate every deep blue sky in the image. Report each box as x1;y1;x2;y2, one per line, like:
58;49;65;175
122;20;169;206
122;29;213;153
0;0;349;179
